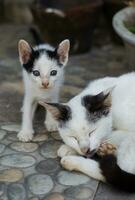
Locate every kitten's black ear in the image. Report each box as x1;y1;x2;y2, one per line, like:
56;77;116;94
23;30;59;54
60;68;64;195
82;87;114;113
39;102;71;122
18;40;33;64
57;39;70;65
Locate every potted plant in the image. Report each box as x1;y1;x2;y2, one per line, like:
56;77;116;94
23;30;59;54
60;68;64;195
31;0;103;54
113;1;135;68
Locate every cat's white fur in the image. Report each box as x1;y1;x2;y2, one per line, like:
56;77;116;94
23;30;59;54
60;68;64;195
43;72;135;182
18;40;70;142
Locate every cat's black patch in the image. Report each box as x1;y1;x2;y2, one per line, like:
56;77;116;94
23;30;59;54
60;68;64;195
47;103;71;124
35;47;63;67
99;154;135;193
23;48;62;73
82;93;110;122
23;49;40;73
46;48;63;67
46;48;58;60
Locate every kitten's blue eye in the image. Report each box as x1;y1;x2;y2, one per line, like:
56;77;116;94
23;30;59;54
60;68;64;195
50;70;57;76
33;70;40;76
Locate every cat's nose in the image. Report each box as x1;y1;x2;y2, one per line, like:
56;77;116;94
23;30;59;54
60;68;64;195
42;81;49;88
80;147;89;154
85;148;96;158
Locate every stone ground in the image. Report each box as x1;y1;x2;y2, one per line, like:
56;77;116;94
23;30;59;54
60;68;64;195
0;24;135;200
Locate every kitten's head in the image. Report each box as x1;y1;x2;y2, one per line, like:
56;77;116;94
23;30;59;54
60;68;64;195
18;39;70;89
40;88;112;156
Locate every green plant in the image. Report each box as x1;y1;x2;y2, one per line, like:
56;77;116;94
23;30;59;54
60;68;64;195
124;0;135;34
125;24;135;33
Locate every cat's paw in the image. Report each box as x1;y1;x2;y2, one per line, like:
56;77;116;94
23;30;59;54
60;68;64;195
17;130;34;142
45;119;58;132
97;143;116;157
61;156;77;171
58;145;76;158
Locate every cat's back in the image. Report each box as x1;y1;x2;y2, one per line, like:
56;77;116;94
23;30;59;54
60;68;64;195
112;72;135;105
112;72;135;131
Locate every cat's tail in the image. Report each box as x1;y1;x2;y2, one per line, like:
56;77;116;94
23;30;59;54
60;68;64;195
99;154;135;192
30;27;44;45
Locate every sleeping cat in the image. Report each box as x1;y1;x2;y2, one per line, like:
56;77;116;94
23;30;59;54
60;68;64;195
18;39;70;142
40;72;135;192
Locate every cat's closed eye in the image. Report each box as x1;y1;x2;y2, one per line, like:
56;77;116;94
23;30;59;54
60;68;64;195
50;70;57;76
33;70;40;77
70;136;78;141
89;129;96;136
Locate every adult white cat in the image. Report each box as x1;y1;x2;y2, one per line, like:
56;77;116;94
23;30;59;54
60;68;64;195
18;39;70;142
40;72;135;192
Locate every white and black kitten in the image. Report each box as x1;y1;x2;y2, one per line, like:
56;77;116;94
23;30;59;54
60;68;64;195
18;39;70;142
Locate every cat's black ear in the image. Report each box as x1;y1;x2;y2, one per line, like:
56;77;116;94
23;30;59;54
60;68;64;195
39;102;71;122
82;87;114;114
57;39;70;65
18;40;33;64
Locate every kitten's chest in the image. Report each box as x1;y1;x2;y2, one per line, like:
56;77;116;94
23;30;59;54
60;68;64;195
34;89;53;101
27;79;59;101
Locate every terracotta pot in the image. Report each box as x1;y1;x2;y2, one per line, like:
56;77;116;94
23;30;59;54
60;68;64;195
31;0;103;54
113;7;135;69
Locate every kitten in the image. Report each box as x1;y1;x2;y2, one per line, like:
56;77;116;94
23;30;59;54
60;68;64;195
18;39;70;142
40;72;135;192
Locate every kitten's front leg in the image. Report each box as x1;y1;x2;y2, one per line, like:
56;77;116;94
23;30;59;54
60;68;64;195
18;95;37;142
61;155;105;181
45;94;59;132
57;144;78;158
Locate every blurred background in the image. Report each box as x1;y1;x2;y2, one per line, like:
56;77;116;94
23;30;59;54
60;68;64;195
0;0;133;53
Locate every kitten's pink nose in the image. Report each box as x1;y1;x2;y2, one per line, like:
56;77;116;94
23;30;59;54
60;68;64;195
42;81;49;88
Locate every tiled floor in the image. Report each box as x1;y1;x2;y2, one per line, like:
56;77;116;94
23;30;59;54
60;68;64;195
0;24;134;200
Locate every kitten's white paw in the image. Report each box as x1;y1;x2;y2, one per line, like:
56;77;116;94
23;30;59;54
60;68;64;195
61;156;77;171
45;119;58;132
17;130;34;142
58;145;76;158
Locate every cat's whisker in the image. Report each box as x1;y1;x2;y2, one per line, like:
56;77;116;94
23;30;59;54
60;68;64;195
101;137;113;145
